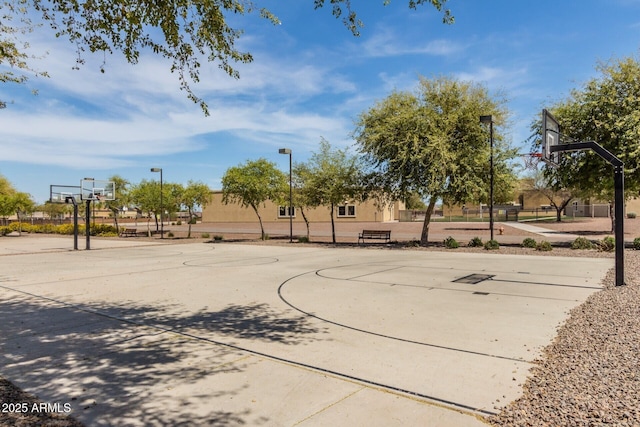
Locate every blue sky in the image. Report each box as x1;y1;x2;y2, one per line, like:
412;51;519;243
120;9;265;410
1;0;639;204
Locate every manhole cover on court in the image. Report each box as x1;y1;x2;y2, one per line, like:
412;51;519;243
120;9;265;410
452;274;495;285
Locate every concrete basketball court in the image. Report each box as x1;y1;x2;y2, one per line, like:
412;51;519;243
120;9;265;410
0;237;612;426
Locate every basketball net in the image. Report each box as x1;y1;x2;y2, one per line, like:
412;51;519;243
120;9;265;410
522;153;543;170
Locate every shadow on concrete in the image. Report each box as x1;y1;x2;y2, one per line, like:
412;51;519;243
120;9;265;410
0;292;324;426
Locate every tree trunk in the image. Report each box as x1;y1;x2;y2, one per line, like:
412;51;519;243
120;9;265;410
111;208;120;233
300;208;310;241
330;203;336;243
187;207;193;238
252;204;266;240
420;198;437;246
610;203;615;233
556;207;562;222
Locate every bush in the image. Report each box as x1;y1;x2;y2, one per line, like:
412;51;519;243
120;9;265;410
444;236;459;249
484;239;500;250
628;212;637;219
298;236;309;243
176;220;182;225
571;237;594;250
201;232;210;239
468;236;483;247
522;237;537;248
0;226;9;236
598;236;615;252
536;240;553;251
634;237;640;250
213;235;223;241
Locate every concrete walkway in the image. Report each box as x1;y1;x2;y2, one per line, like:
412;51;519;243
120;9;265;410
505;222;579;240
0;237;612;426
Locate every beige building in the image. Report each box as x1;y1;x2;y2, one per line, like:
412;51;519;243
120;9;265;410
202;191;404;223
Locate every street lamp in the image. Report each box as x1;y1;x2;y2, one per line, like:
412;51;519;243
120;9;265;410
150;167;164;239
479;115;494;241
278;148;293;243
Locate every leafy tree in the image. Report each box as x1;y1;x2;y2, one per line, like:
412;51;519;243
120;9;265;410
221;158;287;240
104;175;130;232
9;192;35;235
181;180;211;238
354;75;515;246
129;179;162;233
2;1;453;112
542;55;640;230
297;138;363;243
404;192;427;210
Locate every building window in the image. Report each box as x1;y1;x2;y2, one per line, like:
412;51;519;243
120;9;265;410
337;205;356;217
278;206;295;218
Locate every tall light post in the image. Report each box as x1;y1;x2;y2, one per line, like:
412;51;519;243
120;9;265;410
480;115;494;241
150;168;164;239
278;148;293;243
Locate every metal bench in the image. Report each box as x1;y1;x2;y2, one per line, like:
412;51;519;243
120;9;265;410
120;228;138;237
358;229;391;244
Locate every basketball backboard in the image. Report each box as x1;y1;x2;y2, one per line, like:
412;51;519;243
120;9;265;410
542;109;560;166
50;185;82;204
80;179;115;201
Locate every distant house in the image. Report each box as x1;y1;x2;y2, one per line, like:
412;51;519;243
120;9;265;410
201;191;404;223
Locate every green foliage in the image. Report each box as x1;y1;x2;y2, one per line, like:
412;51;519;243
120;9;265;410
467;236;483;247
0;226;9;236
628;212;636;219
354;75;516;245
213;235;223;241
167;231;174;238
222;158;286;240
443;236;459;249
536;240;553;251
633;237;640;250
201;232;210;239
571;237;594;250
598;236;615;252
4;1;453;113
521;237;537;248
484;239;500;250
298;236;309;243
546;56;640;201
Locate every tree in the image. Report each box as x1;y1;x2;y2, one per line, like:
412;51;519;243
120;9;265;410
221;158;287;240
104;175;130;233
543;55;640;230
297;138;363;244
9;192;35;235
354;75;515;246
2;1;452;112
181;180;211;238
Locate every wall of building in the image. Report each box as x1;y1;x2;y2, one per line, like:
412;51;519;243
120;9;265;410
202;191;403;223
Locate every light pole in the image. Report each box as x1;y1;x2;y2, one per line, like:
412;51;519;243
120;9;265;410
480;115;494;241
278;148;293;243
150;168;164;239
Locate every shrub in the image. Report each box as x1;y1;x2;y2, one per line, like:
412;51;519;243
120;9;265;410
188;218;197;224
201;232;210;239
598;236;615;252
633;237;640;250
571;237;594;250
177;220;182;225
536;240;553;251
298;236;309;243
444;236;459;249
628;212;637;219
468;236;483;247
167;231;175;238
91;224;118;236
522;237;537;248
484;239;500;250
0;226;9;236
213;235;223;241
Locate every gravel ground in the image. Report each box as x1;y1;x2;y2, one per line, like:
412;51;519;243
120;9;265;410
1;219;638;426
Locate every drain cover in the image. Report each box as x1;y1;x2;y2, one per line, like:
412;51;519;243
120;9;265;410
453;273;495;284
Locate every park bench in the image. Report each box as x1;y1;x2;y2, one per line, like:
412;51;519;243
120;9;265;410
120;228;138;237
358;229;391;244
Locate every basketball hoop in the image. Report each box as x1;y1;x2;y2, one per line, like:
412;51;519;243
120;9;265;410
523;152;543;170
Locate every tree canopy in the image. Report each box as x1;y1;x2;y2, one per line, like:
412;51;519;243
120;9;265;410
542;56;640;204
221;158;287;239
1;0;453;112
354;75;516;245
